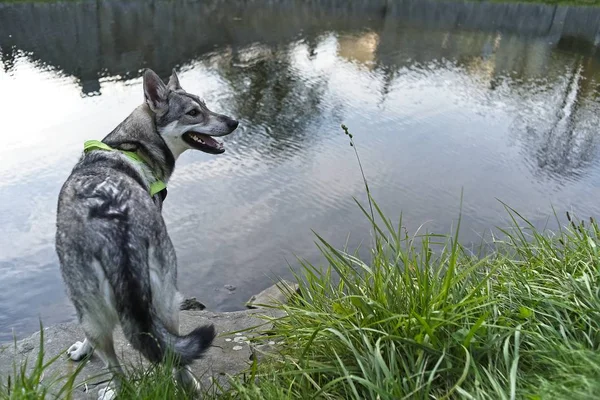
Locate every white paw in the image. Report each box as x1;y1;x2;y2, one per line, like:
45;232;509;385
188;377;202;393
98;386;116;400
175;368;201;393
67;340;92;361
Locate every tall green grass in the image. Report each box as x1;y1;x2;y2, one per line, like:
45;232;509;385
0;323;88;400
220;127;600;399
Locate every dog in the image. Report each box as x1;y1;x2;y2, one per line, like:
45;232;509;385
55;68;239;400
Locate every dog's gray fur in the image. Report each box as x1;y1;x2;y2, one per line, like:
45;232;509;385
55;68;238;399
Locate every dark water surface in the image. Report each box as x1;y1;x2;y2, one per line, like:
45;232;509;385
2;0;600;341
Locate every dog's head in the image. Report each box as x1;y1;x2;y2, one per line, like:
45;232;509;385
142;68;239;157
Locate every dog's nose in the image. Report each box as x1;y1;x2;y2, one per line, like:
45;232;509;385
227;118;239;130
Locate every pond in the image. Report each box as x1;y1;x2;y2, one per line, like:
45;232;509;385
1;0;600;341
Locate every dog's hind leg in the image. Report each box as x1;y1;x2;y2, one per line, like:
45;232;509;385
76;305;122;400
86;324;122;400
164;292;203;394
68;329;122;400
94;338;121;400
149;248;204;394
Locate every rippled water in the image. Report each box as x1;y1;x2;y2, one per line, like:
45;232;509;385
2;0;600;341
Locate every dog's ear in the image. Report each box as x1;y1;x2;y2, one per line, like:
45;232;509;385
167;68;182;91
143;69;168;115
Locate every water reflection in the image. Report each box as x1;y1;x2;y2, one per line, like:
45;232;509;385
2;0;600;341
505;47;600;183
211;43;328;160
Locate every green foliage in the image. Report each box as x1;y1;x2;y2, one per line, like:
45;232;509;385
219;126;600;399
0;322;88;400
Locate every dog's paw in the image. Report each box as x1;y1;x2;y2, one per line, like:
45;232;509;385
98;386;117;400
186;377;202;394
67;340;92;361
175;367;202;394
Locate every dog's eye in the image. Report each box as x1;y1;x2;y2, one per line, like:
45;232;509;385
187;109;199;117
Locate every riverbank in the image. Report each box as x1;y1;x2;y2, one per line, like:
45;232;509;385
218;203;600;399
0;281;300;399
2;200;599;399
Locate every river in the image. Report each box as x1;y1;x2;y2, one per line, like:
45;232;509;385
1;0;600;341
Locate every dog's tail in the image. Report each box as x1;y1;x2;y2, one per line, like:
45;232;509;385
104;219;215;366
113;260;215;366
122;320;216;367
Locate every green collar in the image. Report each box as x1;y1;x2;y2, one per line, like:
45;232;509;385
83;140;167;198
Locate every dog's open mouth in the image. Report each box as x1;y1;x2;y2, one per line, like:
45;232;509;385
182;132;225;154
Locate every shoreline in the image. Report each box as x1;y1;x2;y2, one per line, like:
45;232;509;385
0;281;299;399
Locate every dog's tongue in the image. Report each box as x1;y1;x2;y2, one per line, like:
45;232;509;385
202;135;220;148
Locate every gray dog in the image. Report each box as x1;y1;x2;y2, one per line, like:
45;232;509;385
55;68;239;400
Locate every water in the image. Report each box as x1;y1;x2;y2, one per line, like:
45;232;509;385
2;0;600;342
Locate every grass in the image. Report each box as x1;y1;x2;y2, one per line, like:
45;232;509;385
0;323;89;400
217;126;600;399
2;126;600;399
219;204;600;399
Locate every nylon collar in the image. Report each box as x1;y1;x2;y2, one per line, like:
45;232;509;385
83;140;167;198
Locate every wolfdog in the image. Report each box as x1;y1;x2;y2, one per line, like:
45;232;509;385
55;68;239;399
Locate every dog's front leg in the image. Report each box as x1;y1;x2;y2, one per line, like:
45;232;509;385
67;338;94;361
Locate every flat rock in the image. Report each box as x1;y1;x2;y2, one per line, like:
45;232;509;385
0;308;283;399
249;340;285;362
246;279;300;309
180;297;206;311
